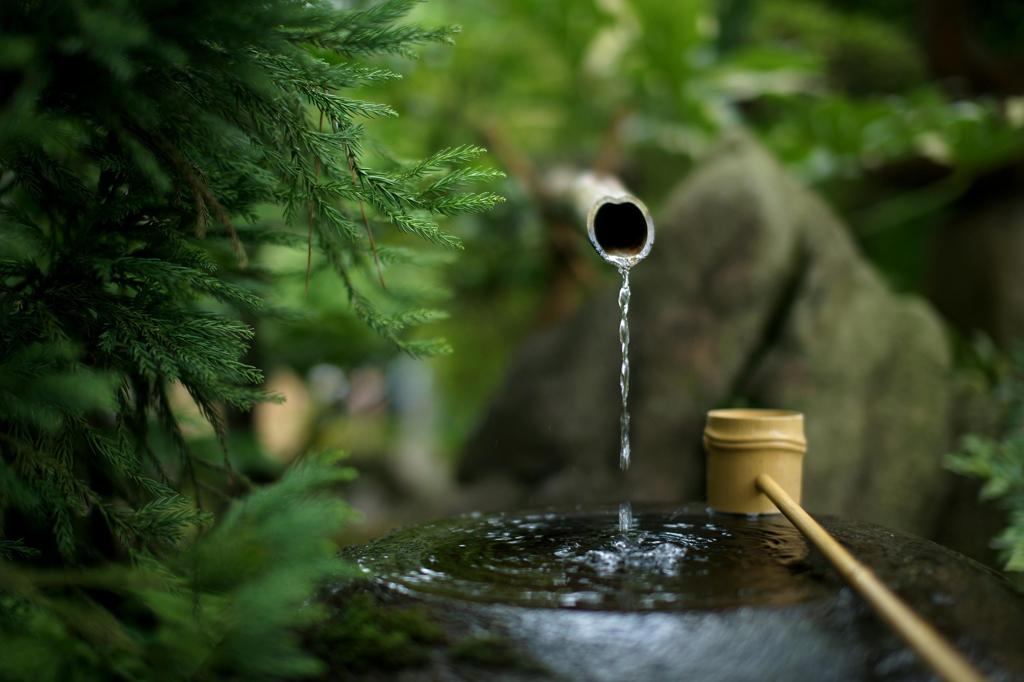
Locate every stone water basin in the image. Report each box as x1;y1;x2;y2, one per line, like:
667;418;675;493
343;504;1024;681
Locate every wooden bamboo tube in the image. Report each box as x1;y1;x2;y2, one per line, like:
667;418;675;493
704;408;805;514
703;409;985;682
756;472;986;682
547;170;655;267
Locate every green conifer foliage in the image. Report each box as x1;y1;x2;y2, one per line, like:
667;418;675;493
0;0;500;677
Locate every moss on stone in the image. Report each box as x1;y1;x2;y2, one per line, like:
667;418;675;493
311;593;445;673
451;633;547;673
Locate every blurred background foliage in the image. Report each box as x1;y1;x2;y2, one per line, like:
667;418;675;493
253;0;1024;571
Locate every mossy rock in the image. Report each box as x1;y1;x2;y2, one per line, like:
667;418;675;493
312;587;549;680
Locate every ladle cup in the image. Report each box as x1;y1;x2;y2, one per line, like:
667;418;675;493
703;408;984;682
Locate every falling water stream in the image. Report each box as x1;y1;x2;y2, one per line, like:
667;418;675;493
617;266;632;472
618;499;634;533
616;265;634;533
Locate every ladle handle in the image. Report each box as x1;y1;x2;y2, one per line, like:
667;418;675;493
756;473;986;682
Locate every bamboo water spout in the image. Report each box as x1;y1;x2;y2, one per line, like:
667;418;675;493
551;170;655;471
572;172;654;267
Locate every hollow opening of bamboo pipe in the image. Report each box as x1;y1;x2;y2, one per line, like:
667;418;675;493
586;195;654;266
592;201;649;256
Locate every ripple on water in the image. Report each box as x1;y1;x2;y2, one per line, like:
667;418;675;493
349;506;837;611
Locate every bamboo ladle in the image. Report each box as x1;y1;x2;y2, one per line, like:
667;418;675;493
704;408;985;682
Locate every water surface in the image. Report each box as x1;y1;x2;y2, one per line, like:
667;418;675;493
351;506;835;611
